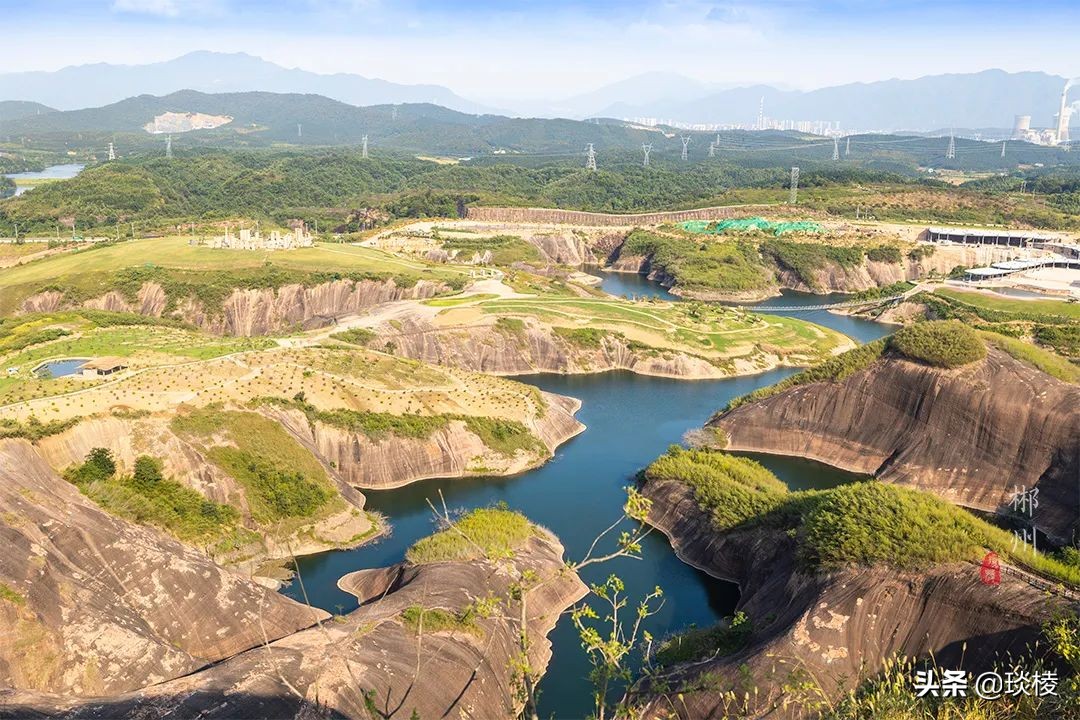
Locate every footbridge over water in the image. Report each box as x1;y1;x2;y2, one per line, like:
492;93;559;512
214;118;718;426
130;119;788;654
751;284;923;313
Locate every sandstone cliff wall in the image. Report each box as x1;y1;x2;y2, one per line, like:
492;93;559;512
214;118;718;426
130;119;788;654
0;440;324;698
711;349;1080;540
261;394;584;489
637;477;1069;719
4;531;587;720
20;278;447;336
374;316;732;379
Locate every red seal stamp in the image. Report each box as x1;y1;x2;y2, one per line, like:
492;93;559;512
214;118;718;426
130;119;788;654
979;552;1001;586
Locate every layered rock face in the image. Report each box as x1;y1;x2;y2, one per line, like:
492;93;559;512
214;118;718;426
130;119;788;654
20;278;447;336
636;477;1070;719
0;440;324;698
29;414;375;565
712;349;1080;540
3;532;586;720
374;316;730;379
263;393;584;489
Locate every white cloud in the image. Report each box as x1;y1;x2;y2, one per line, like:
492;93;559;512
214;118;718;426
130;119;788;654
111;0;181;16
110;0;224;18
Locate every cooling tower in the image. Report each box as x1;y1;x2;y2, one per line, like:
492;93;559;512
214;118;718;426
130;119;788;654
1012;115;1031;139
1057;78;1079;144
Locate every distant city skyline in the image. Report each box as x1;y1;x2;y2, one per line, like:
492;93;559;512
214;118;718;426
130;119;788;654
4;0;1080;105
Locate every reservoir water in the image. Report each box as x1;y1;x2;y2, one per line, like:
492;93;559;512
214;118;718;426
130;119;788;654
4;164;85;197
282;271;891;718
33;358;87;378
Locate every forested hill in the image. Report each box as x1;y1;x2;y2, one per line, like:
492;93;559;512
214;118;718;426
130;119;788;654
4;149;1080;235
0;90;662;156
5;89;1079;171
0;100;55;123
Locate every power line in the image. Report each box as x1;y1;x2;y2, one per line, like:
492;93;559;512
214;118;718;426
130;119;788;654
789;166;799;204
585;143;597;171
642;143;652;168
680;135;691;161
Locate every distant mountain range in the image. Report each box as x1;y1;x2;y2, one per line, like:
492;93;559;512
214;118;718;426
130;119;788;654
0;51;494;115
600;70;1077;132
0;54;1076;133
0;89;666;157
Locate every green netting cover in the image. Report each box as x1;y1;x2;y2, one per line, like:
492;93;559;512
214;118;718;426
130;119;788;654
681;217;823;236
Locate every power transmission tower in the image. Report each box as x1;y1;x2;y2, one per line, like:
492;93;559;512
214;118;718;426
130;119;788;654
1001;140;1006;158
789;166;800;204
297;123;302;139
708;142;715;158
642;144;652;167
757;96;765;130
832;137;840;161
165;135;172;159
946;130;956;160
845;136;851;156
361;135;369;159
391;106;398;121
680;135;690;161
107;142;115;161
585;143;597;171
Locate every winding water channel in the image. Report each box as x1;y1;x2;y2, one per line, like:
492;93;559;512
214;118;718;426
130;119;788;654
282;271;892;718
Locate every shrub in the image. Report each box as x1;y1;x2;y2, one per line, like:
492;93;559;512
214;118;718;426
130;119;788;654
0;416;79;441
980;331;1080;383
654;611;752;666
724;339;887;411
65;447;117;484
890;320;986;368
406;506;534;564
67;453;243;543
494;317;526;335
400;605;481;636
553;326;608;349
865;244;903;263
330;328;376;346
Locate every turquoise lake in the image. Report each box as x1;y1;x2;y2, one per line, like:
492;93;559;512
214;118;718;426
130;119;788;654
282;272;891;718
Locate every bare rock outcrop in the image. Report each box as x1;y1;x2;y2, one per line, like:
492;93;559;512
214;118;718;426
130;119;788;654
19;279;449;336
29;414;375;569
262;393;584;489
0;439;325;699
374;316;731;379
3;529;587;720
711;348;1080;540
635;477;1071;719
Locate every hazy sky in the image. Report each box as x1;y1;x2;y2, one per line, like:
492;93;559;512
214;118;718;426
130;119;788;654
5;0;1080;101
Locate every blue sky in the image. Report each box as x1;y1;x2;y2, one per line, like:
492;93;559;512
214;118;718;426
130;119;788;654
5;0;1080;101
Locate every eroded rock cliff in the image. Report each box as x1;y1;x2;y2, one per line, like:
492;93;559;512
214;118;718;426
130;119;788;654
712;348;1080;540
2;527;586;720
0;439;324;698
372;316;737;379
635;477;1071;719
261;393;583;489
20;278;448;336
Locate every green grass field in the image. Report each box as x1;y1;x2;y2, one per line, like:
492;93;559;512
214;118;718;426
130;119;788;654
0;237;468;316
465;296;851;360
934;287;1080;320
0;313;272;404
